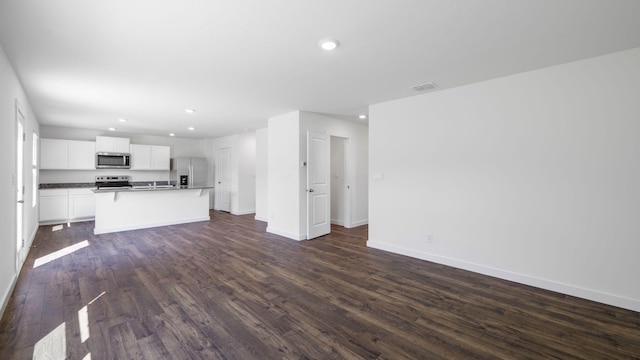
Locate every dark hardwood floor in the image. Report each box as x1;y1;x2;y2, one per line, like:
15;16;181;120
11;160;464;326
1;211;639;359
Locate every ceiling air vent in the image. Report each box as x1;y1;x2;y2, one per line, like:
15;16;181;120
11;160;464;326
410;82;438;92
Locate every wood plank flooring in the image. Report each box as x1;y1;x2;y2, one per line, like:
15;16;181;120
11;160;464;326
1;211;639;359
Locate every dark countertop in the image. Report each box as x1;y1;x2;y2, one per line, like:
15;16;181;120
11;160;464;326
93;185;214;193
39;183;95;189
39;181;174;189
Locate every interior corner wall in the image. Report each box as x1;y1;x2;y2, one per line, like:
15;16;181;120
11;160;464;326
237;132;256;215
0;44;40;317
255;128;268;222
266;111;304;240
368;47;640;312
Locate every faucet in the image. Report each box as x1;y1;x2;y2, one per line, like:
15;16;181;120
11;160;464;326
153;181;157;189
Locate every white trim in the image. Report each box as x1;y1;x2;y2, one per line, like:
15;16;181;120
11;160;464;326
266;226;306;241
231;209;255;216
254;215;268;222
331;219;345;226
367;240;640;313
0;274;18;320
347;219;368;228
94;216;210;235
40;217;95;226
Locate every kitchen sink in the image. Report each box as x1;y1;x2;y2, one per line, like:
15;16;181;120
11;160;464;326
131;184;175;190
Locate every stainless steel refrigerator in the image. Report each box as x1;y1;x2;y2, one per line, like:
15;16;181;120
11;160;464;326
170;157;208;187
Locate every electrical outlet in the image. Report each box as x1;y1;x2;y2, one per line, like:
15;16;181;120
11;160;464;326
426;234;433;243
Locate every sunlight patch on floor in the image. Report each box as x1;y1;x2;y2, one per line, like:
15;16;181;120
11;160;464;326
78;305;90;343
33;240;89;268
33;323;65;360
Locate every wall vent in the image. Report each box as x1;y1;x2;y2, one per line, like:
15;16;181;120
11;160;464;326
410;82;438;92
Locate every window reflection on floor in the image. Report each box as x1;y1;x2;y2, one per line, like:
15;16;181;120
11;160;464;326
33;323;65;359
33;240;89;268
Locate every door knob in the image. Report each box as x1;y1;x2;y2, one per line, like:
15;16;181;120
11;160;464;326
308;189;314;192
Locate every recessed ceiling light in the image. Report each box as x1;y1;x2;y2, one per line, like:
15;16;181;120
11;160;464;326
185;109;196;114
169;133;175;137
108;127;116;131
319;38;340;50
358;114;367;119
117;118;127;122
187;127;195;131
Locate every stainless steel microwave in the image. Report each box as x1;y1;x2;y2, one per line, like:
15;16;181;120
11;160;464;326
96;152;131;169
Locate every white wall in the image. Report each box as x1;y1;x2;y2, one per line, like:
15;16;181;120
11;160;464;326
255;128;268;222
368;47;640;312
266;111;301;239
237;132;256;214
266;111;368;240
0;44;40;317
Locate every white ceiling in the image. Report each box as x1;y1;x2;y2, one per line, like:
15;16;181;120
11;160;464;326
1;1;640;139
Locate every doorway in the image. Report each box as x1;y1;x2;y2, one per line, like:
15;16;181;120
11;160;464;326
330;136;350;227
215;147;232;212
306;133;352;240
15;101;25;270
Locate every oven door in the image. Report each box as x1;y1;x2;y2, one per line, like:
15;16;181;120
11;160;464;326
96;153;131;169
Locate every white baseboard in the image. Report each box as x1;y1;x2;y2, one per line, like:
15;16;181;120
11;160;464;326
347;219;368;228
231;209;256;216
254;215;268;222
331;219;345;226
0;273;18;321
266;226;306;241
39;217;95;226
367;241;640;313
94;216;210;235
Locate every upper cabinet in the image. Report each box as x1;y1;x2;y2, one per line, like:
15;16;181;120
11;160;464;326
68;141;96;169
130;144;170;170
41;139;95;170
40;139;68;169
96;136;130;153
150;145;170;170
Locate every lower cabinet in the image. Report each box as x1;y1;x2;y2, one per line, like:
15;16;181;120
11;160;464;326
69;189;96;220
40;188;96;223
40;189;69;222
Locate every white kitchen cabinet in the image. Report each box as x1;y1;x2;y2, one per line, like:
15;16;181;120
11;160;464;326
39;189;70;222
96;136;130;153
40;139;69;169
129;144;170;170
40;188;96;223
68;140;96;169
69;188;96;220
150;145;170;170
130;144;151;170
41;139;96;170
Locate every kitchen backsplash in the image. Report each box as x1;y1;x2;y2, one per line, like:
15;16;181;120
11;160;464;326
40;170;171;184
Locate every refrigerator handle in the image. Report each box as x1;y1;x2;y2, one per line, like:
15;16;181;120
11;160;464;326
189;165;193;186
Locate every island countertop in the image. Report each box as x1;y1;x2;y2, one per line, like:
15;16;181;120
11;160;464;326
93;186;213;234
93;185;214;193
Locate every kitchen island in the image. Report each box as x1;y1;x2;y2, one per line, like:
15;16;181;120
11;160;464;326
93;185;213;234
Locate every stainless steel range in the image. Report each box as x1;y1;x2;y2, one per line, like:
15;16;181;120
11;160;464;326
95;175;132;190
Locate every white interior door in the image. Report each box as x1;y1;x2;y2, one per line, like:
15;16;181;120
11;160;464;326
15;103;25;269
216;147;232;212
307;131;330;239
